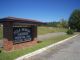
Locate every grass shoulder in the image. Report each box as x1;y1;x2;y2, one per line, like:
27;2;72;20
0;34;74;60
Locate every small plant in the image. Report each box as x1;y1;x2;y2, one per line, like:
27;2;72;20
66;29;74;34
37;41;42;43
0;50;2;53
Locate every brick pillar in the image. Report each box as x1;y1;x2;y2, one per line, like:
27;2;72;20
32;25;37;41
3;22;13;51
3;39;13;51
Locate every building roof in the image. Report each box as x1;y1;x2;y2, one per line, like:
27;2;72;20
0;17;44;24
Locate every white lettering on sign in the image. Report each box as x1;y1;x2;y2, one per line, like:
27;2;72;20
13;27;32;43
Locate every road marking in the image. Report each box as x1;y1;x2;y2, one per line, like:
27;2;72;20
15;34;79;60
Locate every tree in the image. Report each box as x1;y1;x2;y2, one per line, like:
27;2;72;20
68;9;80;31
59;19;68;28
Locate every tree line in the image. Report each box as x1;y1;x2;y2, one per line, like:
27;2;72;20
42;19;68;28
42;9;80;32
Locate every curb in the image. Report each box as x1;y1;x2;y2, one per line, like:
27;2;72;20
15;34;79;60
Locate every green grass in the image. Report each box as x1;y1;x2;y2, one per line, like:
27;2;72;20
0;27;3;39
0;34;73;60
0;26;68;39
38;26;68;35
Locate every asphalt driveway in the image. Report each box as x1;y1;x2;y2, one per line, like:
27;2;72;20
25;34;80;60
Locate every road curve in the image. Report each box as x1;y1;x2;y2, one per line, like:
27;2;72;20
25;35;80;60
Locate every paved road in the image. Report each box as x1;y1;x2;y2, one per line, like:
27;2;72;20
25;35;80;60
37;32;66;41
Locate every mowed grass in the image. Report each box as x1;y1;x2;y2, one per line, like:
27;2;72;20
0;27;3;39
0;34;73;60
0;26;67;39
38;26;68;35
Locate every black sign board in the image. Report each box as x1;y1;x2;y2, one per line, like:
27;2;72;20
13;27;32;43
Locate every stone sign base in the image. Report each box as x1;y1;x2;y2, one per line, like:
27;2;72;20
3;38;37;51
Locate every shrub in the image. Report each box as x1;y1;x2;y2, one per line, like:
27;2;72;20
37;41;42;43
0;50;1;53
66;29;74;34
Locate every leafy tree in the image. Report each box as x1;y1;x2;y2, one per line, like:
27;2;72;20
59;19;68;28
68;9;80;31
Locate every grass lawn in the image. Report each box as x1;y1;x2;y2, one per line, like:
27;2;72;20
0;26;68;40
0;27;3;39
38;26;68;35
0;34;73;60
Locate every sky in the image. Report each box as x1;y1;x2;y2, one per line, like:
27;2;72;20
0;0;80;22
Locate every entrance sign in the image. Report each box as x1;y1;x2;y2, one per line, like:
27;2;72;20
0;17;44;51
